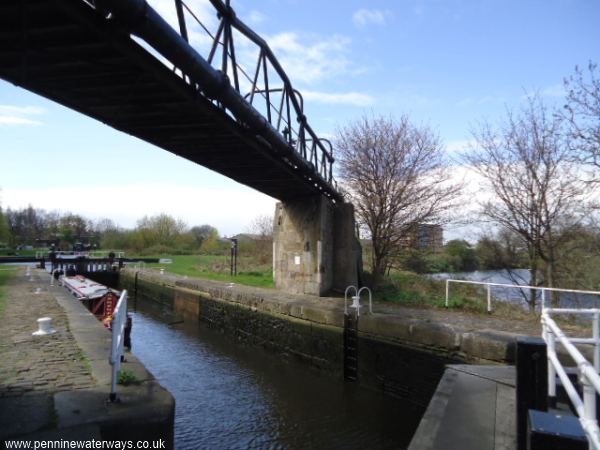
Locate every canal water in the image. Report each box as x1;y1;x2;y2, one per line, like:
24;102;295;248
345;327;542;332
130;299;422;450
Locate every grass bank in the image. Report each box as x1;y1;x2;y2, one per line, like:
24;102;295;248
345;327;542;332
137;254;274;289
129;254;534;321
375;270;534;321
0;268;16;317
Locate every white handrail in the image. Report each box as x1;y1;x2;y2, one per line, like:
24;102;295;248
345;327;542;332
358;286;373;315
542;308;600;449
344;285;357;316
343;285;372;318
445;278;600;312
109;290;128;402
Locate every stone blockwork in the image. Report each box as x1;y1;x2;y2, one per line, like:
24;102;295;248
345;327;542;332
272;195;360;296
121;270;544;409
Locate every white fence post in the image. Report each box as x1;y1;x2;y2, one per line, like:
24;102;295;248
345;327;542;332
595;312;600;375
546;324;557;400
442;279;600;315
582;375;597;425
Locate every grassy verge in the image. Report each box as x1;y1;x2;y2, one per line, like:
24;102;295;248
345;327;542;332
0;268;17;317
375;270;534;321
128;254;535;320
135;254;274;289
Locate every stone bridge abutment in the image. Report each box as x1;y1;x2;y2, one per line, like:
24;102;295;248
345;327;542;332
272;195;361;296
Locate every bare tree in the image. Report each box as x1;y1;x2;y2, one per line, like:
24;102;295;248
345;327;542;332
0;191;10;245
247;214;273;264
563;61;600;177
336;115;462;288
465;96;588;310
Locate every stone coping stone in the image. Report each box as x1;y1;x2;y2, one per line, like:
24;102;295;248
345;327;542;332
128;269;543;364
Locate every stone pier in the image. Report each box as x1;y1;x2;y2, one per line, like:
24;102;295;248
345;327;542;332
272;195;361;296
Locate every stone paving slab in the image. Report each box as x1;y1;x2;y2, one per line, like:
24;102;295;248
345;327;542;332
0;268;95;439
1;268;174;444
408;365;516;450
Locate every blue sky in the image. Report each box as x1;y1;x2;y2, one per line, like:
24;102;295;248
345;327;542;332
1;0;599;238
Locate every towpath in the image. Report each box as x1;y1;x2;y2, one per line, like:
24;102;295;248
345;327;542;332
0;268;95;438
0;267;174;443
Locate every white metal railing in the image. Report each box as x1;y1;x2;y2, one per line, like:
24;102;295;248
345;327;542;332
542;308;600;449
445;279;600;313
37;250;126;259
109;290;128;402
344;286;372;317
88;250;126;258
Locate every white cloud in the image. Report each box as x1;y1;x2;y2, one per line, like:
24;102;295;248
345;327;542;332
137;2;357;96
446;139;476;155
540;84;565;98
352;9;390;28
0;105;44;126
247;10;266;25
266;32;351;85
301;90;375;106
413;2;426;17
518;85;565;101
2;184;276;236
456;96;506;107
0;116;42;126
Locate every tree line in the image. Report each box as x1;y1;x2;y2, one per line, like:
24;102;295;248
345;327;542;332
0;206;223;255
338;62;600;310
1;62;598;311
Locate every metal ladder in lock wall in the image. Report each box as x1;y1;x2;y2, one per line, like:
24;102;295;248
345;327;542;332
343;286;372;382
344;313;359;381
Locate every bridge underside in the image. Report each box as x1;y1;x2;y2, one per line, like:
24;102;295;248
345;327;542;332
0;0;333;201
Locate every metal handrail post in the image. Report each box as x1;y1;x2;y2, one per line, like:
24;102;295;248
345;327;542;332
344;286;357;316
445;279;449;308
109;290;128;402
582;375;597;427
545;323;557;400
487;284;492;314
358;287;372;315
595;312;600;374
541;288;545;309
542;310;600;448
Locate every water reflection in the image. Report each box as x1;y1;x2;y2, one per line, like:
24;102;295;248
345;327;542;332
131;301;421;450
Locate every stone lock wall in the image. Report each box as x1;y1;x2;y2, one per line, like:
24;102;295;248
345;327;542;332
121;271;461;409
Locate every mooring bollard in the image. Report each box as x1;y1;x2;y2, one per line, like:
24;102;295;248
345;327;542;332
516;336;548;450
32;317;56;336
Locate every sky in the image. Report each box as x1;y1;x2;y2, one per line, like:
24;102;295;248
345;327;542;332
1;0;599;239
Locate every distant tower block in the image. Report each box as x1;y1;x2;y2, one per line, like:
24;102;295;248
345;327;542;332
273;195;361;296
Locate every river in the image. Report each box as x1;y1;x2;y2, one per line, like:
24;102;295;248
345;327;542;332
130;299;422;450
431;269;600;309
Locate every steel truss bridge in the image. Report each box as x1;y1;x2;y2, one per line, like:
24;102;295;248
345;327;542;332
0;0;342;202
